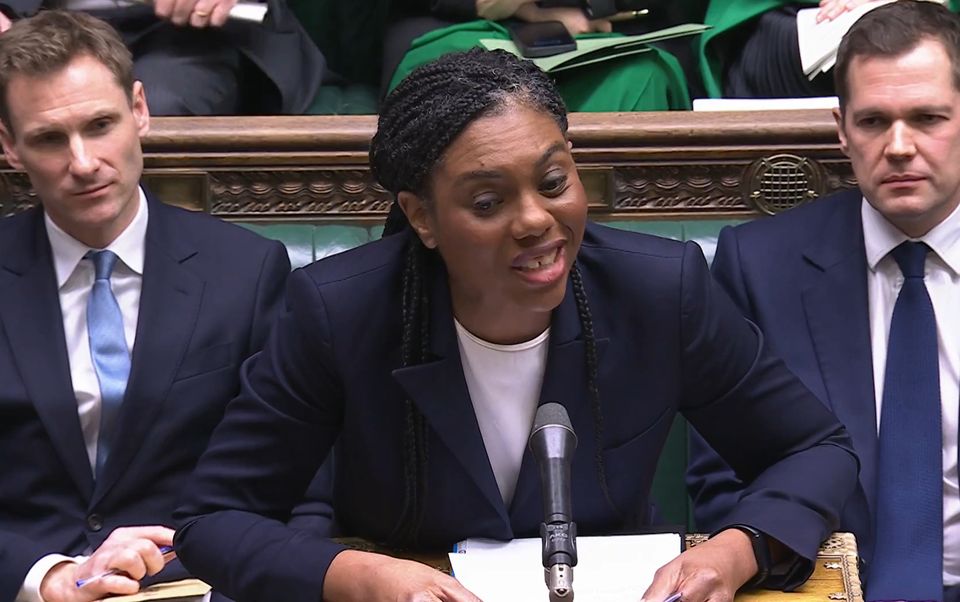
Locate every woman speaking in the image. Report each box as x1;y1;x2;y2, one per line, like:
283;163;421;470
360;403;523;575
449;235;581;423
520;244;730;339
175;48;858;602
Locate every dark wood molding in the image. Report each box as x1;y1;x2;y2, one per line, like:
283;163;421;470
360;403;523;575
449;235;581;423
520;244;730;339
0;110;856;222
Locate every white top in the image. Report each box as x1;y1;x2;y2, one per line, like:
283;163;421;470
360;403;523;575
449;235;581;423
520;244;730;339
16;190;148;602
862;198;960;586
455;320;550;507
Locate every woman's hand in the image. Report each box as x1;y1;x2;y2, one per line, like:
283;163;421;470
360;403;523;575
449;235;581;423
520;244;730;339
816;0;884;23
639;529;759;602
514;4;612;34
476;0;533;21
323;550;483;602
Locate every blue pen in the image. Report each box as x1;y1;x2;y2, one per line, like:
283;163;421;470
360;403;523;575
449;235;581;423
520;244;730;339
75;545;176;588
662;593;682;602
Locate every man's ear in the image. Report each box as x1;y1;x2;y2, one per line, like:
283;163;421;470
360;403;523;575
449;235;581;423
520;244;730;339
397;190;437;249
833;107;850;156
0;121;23;171
131;80;150;136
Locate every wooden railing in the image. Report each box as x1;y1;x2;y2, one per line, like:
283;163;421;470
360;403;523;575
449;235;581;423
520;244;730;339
0;110;856;223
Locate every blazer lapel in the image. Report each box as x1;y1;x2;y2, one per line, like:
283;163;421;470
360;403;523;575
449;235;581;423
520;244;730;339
800;190;878;514
91;199;204;502
391;270;510;531
509;280;609;526
0;211;94;497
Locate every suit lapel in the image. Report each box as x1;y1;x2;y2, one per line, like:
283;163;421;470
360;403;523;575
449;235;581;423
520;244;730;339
800;190;878;514
391;268;510;530
0;211;94;497
509;279;608;525
91;199;204;503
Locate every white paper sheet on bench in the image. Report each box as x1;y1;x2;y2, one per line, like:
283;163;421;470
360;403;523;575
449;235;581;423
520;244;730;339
448;532;681;602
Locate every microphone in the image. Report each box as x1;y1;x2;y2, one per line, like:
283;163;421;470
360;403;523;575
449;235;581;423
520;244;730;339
529;402;578;601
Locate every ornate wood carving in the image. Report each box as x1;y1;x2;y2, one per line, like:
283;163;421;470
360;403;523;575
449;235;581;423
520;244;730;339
0;110;858;221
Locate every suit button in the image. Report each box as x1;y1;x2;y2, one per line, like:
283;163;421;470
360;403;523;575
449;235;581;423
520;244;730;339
87;514;103;532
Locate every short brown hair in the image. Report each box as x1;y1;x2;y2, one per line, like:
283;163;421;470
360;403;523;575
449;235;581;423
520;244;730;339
0;10;134;131
834;0;960;112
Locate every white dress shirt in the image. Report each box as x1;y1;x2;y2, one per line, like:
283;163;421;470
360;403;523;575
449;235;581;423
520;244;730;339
16;190;148;602
455;320;550;507
862;198;960;586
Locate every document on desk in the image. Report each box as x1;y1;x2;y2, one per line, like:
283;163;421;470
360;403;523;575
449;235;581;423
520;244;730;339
102;579;211;601
449;532;682;602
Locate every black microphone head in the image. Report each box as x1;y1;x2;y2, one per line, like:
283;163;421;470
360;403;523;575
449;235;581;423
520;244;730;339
529;402;577;458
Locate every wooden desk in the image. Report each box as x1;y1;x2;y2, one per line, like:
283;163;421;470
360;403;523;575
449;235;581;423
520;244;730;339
341;532;863;602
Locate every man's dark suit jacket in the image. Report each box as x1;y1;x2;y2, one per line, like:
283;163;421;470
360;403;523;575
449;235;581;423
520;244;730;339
687;188;889;571
0;196;290;601
0;0;324;114
174;223;859;602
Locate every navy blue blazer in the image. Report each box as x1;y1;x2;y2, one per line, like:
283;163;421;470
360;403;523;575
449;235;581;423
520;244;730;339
175;223;858;602
687;189;883;569
0;196;290;601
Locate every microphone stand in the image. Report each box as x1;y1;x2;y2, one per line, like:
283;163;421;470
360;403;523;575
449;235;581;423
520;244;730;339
541;520;577;600
530;402;579;601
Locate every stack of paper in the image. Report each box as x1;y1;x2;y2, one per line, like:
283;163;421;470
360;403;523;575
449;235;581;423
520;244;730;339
448;533;682;601
480;24;709;73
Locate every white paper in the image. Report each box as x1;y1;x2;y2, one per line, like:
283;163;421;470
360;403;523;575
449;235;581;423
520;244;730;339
796;1;898;78
448;533;682;602
692;96;839;111
228;2;268;23
127;0;267;23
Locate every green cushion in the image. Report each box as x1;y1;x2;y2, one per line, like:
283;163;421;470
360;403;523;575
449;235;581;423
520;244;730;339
307;84;379;115
240;223;314;269
312;225;377;259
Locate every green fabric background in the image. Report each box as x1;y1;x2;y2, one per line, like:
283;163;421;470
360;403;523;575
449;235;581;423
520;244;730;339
388;20;692;111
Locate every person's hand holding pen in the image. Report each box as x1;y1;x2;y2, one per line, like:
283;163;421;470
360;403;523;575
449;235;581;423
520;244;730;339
38;526;175;602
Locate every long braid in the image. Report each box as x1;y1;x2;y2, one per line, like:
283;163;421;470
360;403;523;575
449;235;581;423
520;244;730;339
391;240;422;545
390;238;437;546
413;260;431;537
569;262;621;519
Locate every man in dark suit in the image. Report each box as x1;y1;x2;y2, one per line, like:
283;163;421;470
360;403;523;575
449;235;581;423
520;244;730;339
687;2;960;600
0;11;293;602
0;0;324;115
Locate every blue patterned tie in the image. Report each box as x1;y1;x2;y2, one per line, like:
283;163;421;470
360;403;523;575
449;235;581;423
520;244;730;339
86;250;130;478
868;241;943;601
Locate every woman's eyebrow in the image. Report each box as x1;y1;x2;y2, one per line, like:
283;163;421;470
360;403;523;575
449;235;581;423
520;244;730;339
535;142;569;170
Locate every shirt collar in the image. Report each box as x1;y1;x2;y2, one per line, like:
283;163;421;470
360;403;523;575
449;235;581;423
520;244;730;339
45;187;149;289
861;196;960;276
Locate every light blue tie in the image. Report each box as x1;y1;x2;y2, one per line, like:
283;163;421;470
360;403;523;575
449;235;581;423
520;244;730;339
868;242;943;601
86;250;130;478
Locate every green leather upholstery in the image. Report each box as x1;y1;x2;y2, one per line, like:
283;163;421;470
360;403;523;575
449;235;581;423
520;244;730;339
238;218;747;528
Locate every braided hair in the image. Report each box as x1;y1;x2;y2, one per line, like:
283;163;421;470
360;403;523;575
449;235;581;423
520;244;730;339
369;48;619;546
